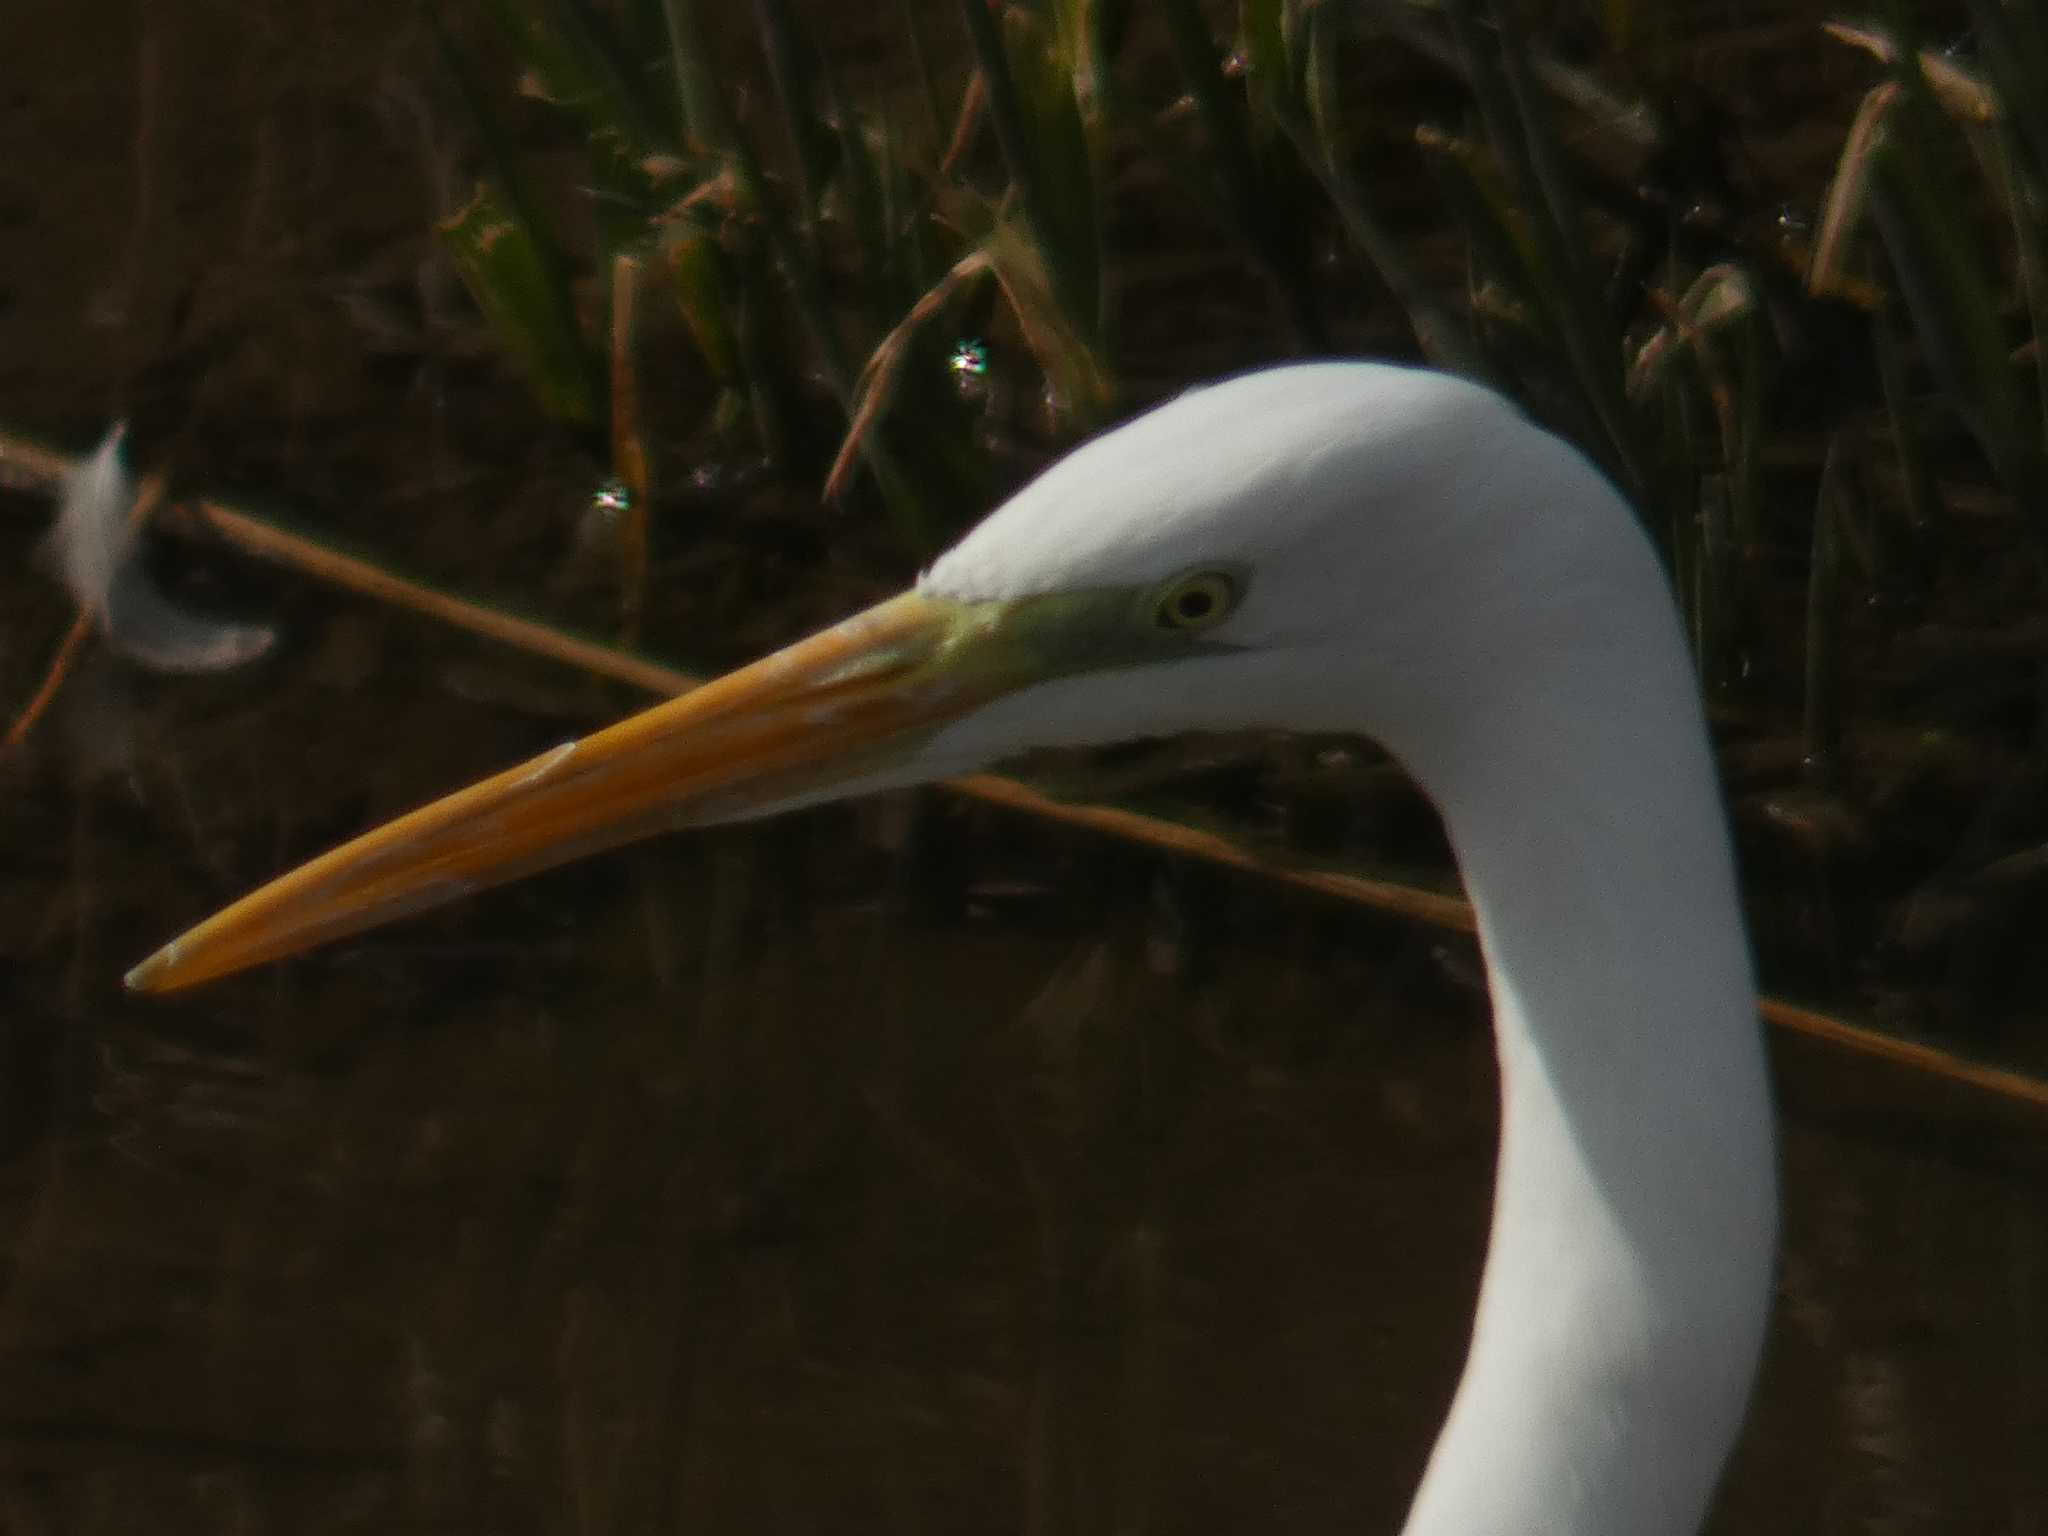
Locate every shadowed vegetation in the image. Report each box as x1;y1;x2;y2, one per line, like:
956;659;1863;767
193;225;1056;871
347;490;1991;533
398;0;2048;1054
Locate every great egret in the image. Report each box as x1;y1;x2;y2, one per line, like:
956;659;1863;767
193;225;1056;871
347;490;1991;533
127;362;1777;1534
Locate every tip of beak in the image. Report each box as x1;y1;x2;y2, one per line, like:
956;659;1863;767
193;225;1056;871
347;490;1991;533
124;945;177;994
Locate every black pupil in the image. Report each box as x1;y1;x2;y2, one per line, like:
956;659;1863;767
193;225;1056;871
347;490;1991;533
1176;588;1214;621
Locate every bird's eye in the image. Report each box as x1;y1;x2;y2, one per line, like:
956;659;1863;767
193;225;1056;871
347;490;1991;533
1154;569;1241;632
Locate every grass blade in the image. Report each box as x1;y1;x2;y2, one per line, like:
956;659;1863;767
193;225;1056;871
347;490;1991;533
957;0;1060;295
896;0;949;148
610;253;650;640
751;0;833;230
1277;109;1486;375
981;217;1114;426
1823;20;2001;124
438;181;600;426
1805;435;1845;782
662;225;740;384
1872;308;1937;535
1869;117;2037;513
827;249;994;501
658;0;727;150
1002;3;1104;339
1159;0;1322;346
484;0;672;153
1965;0;2048;195
1807;83;1898;301
1441;0;1648;496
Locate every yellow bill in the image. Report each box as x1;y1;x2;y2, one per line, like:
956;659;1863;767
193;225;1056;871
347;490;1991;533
124;588;1082;993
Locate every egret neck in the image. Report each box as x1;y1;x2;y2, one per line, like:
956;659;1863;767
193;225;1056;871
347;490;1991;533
1397;605;1775;1535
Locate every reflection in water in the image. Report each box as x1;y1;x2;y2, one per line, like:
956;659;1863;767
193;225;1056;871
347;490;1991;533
2;766;2045;1532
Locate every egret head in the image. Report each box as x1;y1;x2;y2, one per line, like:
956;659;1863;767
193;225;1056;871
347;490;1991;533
911;361;1654;772
126;362;1652;992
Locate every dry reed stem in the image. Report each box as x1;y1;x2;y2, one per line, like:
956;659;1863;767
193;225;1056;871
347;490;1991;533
0;432;72;488
980;221;1112;418
1640;291;1727;432
1808;82;1899;301
1822;21;2003;124
6;616;95;752
175;496;689;696
1;428;2043;1109
939;69;987;179
825;248;992;501
1758;997;2048;1109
